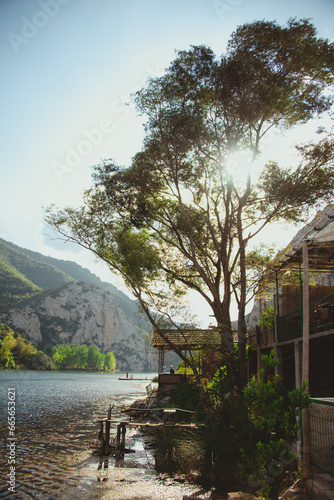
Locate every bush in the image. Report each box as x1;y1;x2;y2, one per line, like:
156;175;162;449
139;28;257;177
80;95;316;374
239;350;310;499
259;305;275;329
169;380;205;419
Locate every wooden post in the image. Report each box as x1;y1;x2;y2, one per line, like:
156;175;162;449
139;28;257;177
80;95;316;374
105;421;110;447
116;423;126;455
116;423;121;452
99;420;106;453
294;340;302;389
105;404;113;447
302;240;310;387
99;421;104;442
120;423;126;453
302;239;310;479
158;348;165;373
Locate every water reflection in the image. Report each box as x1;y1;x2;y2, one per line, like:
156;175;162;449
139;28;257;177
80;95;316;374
0;371;155;499
0;371;205;500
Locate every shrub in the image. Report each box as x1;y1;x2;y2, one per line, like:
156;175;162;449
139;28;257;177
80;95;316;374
239;350;310;499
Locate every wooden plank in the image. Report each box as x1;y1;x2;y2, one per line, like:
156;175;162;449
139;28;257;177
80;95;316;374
98;419;206;428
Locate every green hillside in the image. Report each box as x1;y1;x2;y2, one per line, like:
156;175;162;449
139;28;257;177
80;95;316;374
0;256;42;310
0;239;73;290
0;239;151;330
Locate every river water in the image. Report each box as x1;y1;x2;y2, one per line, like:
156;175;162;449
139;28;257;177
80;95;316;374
0;371;209;500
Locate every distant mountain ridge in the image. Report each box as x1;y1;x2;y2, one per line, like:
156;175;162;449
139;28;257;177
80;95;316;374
0;238;155;371
0;238;150;330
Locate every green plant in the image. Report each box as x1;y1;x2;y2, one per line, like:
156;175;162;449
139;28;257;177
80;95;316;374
153;427;182;473
240;350;310;499
259;305;275;330
168;381;205;420
204;365;230;415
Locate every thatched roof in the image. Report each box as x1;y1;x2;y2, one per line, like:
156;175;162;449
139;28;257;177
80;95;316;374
151;328;222;350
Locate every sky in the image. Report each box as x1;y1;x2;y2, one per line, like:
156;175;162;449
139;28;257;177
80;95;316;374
1;0;334;323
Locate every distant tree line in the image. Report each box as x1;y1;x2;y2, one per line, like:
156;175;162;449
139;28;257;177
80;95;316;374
0;323;51;370
51;344;116;371
0;324;117;372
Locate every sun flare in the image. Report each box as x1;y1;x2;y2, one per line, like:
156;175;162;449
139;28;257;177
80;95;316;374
223;150;253;182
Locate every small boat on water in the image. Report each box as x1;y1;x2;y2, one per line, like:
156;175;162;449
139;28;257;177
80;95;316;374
118;377;148;380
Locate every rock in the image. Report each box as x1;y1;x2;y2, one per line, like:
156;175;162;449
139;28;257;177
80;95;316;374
0;282;155;372
183;496;206;500
305;473;334;500
227;493;258;500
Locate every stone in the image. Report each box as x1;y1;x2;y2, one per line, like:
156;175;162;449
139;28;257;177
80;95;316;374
227;493;258;500
0;282;155;371
305;473;334;500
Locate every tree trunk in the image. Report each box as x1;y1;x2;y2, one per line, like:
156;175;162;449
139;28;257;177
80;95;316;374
238;311;247;388
214;297;238;388
236;194;250;389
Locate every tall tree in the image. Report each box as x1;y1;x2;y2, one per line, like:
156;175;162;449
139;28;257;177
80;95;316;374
46;19;334;389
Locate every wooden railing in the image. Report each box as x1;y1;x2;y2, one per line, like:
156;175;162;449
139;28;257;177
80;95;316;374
278;292;334;343
247;326;275;347
248;293;334;347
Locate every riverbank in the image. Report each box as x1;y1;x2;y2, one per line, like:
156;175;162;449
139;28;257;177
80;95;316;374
0;371;216;499
96;390;229;500
91;389;212;500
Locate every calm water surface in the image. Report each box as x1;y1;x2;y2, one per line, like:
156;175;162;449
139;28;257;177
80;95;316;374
0;371;203;500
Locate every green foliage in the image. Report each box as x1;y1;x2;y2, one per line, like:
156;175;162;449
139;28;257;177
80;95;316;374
240;350;310;499
0;334;16;369
13;335;37;365
30;350;52;370
153;427;182;473
0;323;51;370
0;238;72;311
87;345;101;369
259;305;275;329
189;421;242;489
51;343;116;371
168;381;205;418
104;351;116;371
204;366;230;413
148;351;308;494
176;351;201;375
114;227;161;286
46;19;334;392
96;352;105;371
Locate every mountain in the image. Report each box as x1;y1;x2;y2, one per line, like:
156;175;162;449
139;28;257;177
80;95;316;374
1;281;154;371
0;238;71;310
0;239;155;371
0;238;150;327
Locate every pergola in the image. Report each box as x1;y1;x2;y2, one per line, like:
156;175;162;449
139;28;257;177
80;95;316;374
151;328;221;373
277;207;334;387
276;206;334;478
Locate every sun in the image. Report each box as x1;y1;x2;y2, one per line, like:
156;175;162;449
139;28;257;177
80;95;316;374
223;150;253;182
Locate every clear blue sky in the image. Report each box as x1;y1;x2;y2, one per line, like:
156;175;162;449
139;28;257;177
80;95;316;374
1;0;333;317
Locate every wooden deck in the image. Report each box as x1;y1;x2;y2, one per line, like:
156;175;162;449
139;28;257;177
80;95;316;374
98;405;206;455
99;418;206;429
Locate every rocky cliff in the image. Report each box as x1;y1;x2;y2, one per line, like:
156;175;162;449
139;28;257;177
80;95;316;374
0;282;156;372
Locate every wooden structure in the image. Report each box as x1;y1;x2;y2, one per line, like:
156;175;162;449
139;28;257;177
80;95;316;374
251;208;334;394
250;208;334;480
151;328;221;374
98;406;206;455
